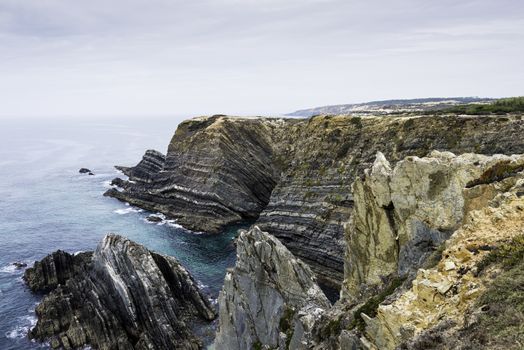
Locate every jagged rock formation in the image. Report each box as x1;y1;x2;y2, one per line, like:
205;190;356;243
25;234;216;350
106;114;524;289
343;151;524;300
105;116;299;233
213;151;524;350
337;151;524;349
116;149;166;182
214;226;331;350
256;115;524;288
24;250;92;293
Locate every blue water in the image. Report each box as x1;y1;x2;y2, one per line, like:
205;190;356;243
0;117;239;350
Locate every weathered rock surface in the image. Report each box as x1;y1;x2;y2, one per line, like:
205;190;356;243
116;149;166;182
365;174;524;349
26;234;216;350
105;116;299;234
24;250;92;293
106;114;524;289
214;226;331;350
343;151;524;301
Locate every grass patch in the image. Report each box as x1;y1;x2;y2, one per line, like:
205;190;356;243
466;160;524;188
431;96;524;115
476;234;524;275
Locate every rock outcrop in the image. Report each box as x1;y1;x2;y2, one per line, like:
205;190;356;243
343;151;524;300
213;151;524;350
105;116;299;234
26;234;216;350
116;149;166;182
336;151;524;349
214;226;331;350
106;114;524;289
24;250;92;293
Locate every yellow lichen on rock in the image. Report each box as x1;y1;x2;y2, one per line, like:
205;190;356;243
365;179;524;349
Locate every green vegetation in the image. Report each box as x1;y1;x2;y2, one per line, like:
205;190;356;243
466;160;524;188
279;307;296;349
433;97;524;115
253;340;263;350
460;234;524;349
350;276;406;331
476;234;524;275
349;117;363;129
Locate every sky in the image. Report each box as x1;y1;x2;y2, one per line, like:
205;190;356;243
0;0;523;118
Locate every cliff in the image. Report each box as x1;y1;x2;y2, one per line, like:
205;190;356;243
107;114;524;290
214;226;331;349
214;151;524;350
25;234;215;350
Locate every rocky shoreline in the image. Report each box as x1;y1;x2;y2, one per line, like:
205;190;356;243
105;114;524;290
25;234;215;349
25;113;524;349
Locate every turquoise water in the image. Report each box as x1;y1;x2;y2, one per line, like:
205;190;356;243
0;117;239;349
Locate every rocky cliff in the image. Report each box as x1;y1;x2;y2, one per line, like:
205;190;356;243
25;234;215;350
105;116;299;233
214;226;331;350
106;114;524;290
214;151;524;350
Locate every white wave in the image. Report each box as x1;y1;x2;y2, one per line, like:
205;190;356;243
5;315;37;339
113;207;143;215
165;220;184;229
0;262;29;274
101;180;113;189
0;264;17;274
74;251;85;256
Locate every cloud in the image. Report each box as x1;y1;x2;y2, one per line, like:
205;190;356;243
0;0;523;118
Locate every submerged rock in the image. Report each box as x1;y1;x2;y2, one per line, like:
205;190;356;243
12;262;27;269
146;215;163;222
25;234;216;350
78;168;93;175
214;226;331;350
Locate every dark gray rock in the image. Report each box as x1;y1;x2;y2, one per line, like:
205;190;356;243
79;168;93;174
26;234;216;350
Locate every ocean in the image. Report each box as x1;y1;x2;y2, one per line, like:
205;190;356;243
0;117;239;349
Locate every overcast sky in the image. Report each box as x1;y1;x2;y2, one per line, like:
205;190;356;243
0;0;523;118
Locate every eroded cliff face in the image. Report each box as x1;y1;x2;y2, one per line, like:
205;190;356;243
344;151;524;300
107;114;524;289
215;151;524;350
214;226;331;350
340;151;524;349
26;234;215;350
105;116;298;233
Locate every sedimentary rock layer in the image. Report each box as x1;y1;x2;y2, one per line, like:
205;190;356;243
215;151;524;350
25;234;215;350
256;115;524;288
105;116;299;233
107;114;524;288
214;226;331;350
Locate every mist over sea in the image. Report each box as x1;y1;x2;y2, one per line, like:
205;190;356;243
0;117;238;349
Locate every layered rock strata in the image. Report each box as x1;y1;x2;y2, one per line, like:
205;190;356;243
214;151;524;350
214;226;331;350
25;234;216;350
105;116;299;233
106;114;524;289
